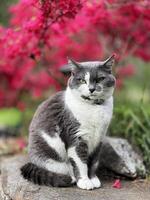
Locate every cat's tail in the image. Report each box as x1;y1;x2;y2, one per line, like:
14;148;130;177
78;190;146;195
20;162;73;187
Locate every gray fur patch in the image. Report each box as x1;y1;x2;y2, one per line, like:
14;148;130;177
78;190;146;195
76;139;88;164
28;92;80;164
29;133;63;162
69;158;80;180
88;142;102;177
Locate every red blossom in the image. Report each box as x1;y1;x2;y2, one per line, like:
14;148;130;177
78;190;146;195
16;138;27;151
117;64;135;78
113;179;121;189
116;79;123;89
0;0;150;107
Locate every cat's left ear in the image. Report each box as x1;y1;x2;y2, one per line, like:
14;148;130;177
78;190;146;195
102;54;115;73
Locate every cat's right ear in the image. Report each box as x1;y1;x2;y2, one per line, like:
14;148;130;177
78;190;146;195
102;54;115;73
68;58;82;75
59;58;81;76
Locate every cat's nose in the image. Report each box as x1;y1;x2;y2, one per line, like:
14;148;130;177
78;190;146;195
89;88;95;93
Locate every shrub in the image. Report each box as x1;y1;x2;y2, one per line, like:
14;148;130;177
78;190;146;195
0;0;150;106
110;104;150;172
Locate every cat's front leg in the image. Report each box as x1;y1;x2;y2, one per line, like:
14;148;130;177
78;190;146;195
68;139;94;190
88;144;102;188
89;161;101;188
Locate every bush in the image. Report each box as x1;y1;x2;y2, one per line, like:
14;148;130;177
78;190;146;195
110;103;150;172
0;0;150;107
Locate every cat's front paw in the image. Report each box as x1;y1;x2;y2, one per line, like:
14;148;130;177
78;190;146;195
77;177;94;190
90;176;101;188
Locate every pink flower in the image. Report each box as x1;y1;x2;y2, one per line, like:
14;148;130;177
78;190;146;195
16;138;27;151
116;79;123;89
113;179;121;189
0;0;150;107
117;65;135;78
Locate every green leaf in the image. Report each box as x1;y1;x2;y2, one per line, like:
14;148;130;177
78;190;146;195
129;111;149;133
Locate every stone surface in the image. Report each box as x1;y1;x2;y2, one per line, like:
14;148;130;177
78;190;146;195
0;137;147;200
0;155;150;200
99;137;146;178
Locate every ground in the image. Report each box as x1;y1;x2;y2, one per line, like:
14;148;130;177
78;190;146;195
0;155;150;200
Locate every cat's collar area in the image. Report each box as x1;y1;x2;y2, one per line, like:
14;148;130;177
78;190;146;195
81;95;105;105
93;99;105;105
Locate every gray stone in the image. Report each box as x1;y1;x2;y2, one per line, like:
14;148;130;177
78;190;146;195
99;137;146;178
0;155;150;200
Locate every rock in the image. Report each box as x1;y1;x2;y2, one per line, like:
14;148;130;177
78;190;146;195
0;155;150;200
99;137;146;178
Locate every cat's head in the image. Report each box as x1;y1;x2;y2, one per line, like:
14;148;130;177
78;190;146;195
67;55;116;104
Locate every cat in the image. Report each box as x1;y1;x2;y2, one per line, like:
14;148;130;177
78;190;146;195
21;55;116;190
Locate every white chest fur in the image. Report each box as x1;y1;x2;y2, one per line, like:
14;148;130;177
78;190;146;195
65;88;113;153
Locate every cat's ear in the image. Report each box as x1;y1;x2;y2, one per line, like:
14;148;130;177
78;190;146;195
68;58;82;75
102;54;115;73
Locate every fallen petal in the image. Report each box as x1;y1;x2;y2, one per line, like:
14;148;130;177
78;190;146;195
113;179;121;189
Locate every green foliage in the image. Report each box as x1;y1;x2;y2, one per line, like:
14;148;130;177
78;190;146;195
0;0;17;26
110;59;150;173
115;58;150;105
110;104;150;172
0;108;22;127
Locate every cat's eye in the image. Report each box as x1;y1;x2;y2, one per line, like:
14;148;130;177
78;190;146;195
97;76;106;82
77;78;86;84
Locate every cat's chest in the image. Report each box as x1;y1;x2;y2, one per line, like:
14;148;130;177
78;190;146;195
73;103;109;130
65;93;113;153
73;102;112;150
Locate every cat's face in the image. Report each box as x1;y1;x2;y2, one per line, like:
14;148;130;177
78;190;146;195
68;55;116;104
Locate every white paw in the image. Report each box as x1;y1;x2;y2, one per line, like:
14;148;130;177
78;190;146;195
90;176;101;188
77;177;94;190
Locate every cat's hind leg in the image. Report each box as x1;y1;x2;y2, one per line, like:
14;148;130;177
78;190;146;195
23;131;74;186
41;131;71;175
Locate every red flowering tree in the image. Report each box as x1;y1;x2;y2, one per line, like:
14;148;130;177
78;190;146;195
0;0;150;107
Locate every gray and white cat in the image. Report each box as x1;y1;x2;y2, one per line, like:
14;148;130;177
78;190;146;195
21;55;116;190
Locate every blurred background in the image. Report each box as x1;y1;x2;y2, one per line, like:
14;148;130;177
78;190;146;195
0;0;150;173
